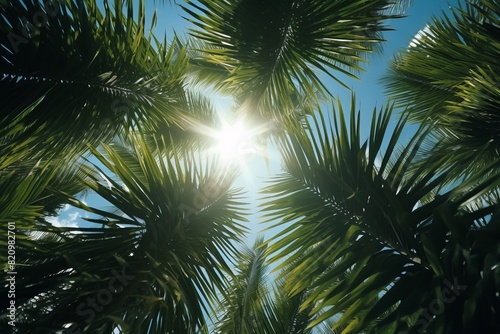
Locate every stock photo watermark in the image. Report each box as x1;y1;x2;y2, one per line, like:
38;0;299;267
398;277;467;334
5;221;17;327
63;267;135;334
7;0;64;54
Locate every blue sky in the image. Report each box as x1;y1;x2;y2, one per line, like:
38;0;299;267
54;0;460;246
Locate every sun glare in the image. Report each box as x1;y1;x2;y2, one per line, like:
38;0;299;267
190;112;274;168
214;121;256;163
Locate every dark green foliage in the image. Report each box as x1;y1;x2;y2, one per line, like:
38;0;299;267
1;136;247;333
1;0;499;333
262;96;500;333
385;0;500;182
0;0;189;166
182;0;402;116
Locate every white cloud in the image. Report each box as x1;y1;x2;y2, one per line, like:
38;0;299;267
46;211;81;228
68;211;79;221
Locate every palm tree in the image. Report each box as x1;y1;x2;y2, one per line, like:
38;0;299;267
213;236;271;334
261;96;500;333
3;0;499;333
0;0;195;168
213;237;338;334
1;2;235;330
181;0;406;117
384;0;500;182
1;134;248;333
0;156;91;329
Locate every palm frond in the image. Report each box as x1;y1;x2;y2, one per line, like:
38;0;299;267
1;135;248;333
182;0;401;117
384;0;500;182
0;0;190;166
213;236;273;334
261;94;500;332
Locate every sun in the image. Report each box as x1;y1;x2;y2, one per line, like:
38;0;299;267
213;120;256;164
189;112;272;167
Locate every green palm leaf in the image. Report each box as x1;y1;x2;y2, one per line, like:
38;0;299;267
212;237;337;334
261;95;500;333
0;0;189;166
1;135;248;333
213;236;272;334
182;0;402;116
384;0;500;182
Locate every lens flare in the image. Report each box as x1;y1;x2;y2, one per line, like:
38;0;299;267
214;121;256;163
